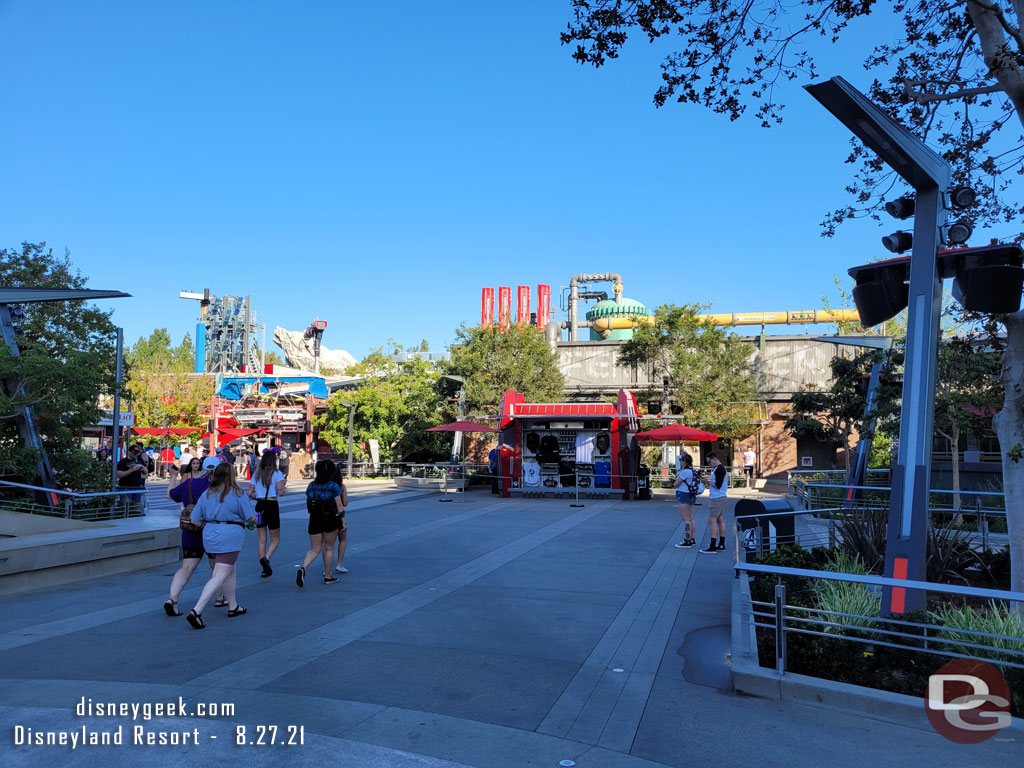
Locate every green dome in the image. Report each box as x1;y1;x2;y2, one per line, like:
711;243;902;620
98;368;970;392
586;298;650;340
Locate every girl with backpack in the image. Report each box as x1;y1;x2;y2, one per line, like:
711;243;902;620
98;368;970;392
296;459;343;587
672;453;702;548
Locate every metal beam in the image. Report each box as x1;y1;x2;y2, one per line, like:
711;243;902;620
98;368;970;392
0;288;130;303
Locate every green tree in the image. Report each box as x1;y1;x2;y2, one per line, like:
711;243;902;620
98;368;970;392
444;324;564;415
317;345;448;463
786;351;901;475
618;303;762;437
419;339;430;353
0;242;117;489
935;333;1003;509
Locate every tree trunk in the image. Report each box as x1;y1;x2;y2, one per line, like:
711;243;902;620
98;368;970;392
968;2;1024;127
993;309;1024;613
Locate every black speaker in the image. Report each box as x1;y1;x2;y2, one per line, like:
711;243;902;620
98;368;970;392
852;274;908;326
953;264;1024;314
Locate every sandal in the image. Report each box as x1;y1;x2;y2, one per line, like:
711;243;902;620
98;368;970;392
227;605;247;617
163;599;182;617
186;609;205;630
214;597;229;608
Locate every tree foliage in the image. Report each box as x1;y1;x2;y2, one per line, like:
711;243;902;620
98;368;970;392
0;242;116;489
444;324;564;415
786;350;902;474
317;344;449;463
618;303;763;437
562;1;1024;235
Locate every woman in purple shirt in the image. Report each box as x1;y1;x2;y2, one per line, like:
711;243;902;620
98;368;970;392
163;457;215;617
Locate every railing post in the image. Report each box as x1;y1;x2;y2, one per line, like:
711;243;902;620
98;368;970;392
775;582;787;676
64;497;73;519
980;507;988;552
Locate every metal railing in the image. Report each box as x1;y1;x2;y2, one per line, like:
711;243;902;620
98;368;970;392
0;480;142;520
735;562;1024;679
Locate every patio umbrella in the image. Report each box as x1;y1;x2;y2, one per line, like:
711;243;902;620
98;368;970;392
635;424;719;442
132;426;202;438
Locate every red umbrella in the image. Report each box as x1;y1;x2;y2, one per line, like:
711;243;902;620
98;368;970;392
635;424;718;442
426;420;497;433
132;426;202;438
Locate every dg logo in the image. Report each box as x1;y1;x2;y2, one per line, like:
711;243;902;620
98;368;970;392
925;658;1012;744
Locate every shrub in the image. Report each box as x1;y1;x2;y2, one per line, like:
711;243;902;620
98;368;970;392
927;521;986;584
834;509;887;573
814;551;880;635
979;547;1012;587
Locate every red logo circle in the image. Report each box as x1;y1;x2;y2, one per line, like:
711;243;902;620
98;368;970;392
925;658;1011;744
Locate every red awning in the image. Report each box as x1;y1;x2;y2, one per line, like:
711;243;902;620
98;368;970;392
510;403;618;417
635;424;718;442
219;428;264;438
132;426;201;437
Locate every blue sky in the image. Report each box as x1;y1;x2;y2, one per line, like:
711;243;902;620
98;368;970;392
2;2;1014;359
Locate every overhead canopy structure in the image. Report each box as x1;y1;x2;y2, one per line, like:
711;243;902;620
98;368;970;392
635;424;718;442
426;421;497;433
216;375;329;401
132;427;201;437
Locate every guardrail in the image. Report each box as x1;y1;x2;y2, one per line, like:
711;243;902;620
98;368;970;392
0;479;142;520
734;561;1024;680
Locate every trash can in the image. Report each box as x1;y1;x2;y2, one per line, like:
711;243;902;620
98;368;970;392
637;465;651;500
734;498;795;560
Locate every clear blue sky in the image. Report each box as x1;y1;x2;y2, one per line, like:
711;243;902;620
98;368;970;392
1;2;1015;359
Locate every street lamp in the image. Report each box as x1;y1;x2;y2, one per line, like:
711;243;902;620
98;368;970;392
337;401;357;478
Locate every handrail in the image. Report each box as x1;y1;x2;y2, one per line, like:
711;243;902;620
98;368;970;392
0;479;137;498
734;562;1024;603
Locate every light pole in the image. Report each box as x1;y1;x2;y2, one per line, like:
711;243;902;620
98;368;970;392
338;401;357;478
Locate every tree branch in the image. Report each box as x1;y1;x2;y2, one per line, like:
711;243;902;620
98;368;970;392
969;0;1024;49
904;78;1004;102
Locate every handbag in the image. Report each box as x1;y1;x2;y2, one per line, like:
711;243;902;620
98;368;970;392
253;476;272;526
179;481;203;533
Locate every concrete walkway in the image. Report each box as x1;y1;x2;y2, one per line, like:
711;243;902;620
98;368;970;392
0;487;1017;767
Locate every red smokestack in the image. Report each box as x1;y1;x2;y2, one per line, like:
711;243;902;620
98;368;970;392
537;284;551;331
497;287;511;330
516;286;530;325
481;287;495;327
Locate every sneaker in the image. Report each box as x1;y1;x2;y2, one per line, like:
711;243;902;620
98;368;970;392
259;557;272;578
335;565;348;574
296;567;305;588
324;576;339;585
674;539;694;548
699;544;719;554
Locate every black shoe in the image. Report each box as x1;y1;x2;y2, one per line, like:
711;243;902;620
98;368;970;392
260;557;272;578
186;609;205;629
699;544;719;554
324;576;338;585
296;567;305;588
674;539;695;548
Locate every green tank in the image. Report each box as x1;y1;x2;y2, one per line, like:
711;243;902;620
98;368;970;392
586;298;651;340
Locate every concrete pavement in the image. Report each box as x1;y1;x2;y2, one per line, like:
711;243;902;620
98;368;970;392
0;486;1018;767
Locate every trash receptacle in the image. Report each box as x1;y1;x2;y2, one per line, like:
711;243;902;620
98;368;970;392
637;465;651;500
735;498;795;560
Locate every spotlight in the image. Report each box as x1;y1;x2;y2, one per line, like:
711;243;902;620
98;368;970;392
948;186;976;209
882;231;914;254
945;220;973;246
884;197;916;219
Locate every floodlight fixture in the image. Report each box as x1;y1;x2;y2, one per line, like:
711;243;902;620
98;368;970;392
945;220;973;246
881;231;914;254
884;196;916;219
948;186;977;209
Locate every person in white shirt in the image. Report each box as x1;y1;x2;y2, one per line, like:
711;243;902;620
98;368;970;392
247;450;287;578
742;446;756;480
701;452;729;553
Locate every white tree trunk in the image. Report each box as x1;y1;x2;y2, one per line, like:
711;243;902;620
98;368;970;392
993;309;1024;611
951;423;961;515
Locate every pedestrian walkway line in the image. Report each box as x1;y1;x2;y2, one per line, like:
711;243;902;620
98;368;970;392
538;510;709;749
186;503;614;690
0;501;507;653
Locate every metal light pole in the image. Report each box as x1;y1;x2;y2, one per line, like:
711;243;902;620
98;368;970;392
807;76;950;614
112;327;124;490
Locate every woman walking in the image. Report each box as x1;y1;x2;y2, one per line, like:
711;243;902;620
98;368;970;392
185;463;257;629
327;463;350;574
248;450;286;578
163;457;217;616
297;459;343;587
673;453;700;548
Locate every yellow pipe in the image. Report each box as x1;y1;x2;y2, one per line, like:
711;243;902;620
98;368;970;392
589;309;862;338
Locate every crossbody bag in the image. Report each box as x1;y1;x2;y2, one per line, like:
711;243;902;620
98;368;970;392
179;481;203;533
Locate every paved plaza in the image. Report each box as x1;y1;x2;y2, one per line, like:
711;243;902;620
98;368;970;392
0;483;1018;767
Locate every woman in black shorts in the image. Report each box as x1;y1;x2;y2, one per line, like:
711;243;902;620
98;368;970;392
297;459;343;587
247;450;286;578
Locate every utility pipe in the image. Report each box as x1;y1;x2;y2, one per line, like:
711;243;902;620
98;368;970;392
588;309;863;339
568;273;624;341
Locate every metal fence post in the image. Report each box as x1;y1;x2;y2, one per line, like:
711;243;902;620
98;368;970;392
980;508;988;552
775;583;787;676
